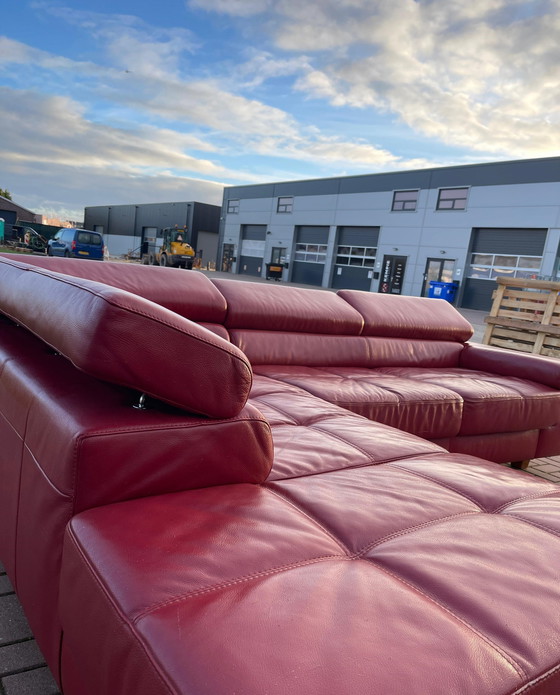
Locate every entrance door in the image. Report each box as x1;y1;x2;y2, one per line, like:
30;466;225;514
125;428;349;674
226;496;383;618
421;258;455;296
221;243;235;272
271;247;286;264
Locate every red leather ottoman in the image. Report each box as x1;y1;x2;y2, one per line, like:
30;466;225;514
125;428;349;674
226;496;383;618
59;456;560;695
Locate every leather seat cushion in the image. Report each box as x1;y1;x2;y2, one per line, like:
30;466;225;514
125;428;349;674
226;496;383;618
253;366;463;439
253;365;560;438
60;456;560;695
375;366;560;435
249;375;446;480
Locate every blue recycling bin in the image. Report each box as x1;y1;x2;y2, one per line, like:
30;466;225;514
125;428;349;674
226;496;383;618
428;281;458;303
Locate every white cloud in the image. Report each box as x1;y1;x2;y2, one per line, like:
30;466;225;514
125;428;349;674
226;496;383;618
187;0;272;17
214;0;560;157
7;164;225;222
1;30;398;167
0;87;228;175
234;50;311;89
33;4;198;78
9;1;557;220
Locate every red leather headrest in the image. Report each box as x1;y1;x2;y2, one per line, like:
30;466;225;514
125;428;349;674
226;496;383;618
0;258;251;418
213;278;364;334
0;255;227;323
338;290;474;342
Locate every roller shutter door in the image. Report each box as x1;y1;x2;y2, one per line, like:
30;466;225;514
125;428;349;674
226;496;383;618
292;226;329;286
240;225;266;277
462;228;547;310
331;226;380;290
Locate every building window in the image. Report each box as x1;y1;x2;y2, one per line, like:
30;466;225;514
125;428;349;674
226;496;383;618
277;196;293;213
392;190;418;212
437;187;468;210
227;199;239;214
294;243;327;263
335;246;377;267
468;253;542;279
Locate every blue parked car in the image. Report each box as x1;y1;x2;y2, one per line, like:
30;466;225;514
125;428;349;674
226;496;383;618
47;228;104;260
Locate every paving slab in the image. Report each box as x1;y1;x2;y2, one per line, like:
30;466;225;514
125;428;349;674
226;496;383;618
0;641;46;677
1;667;60;695
0;575;14;596
0;596;33;645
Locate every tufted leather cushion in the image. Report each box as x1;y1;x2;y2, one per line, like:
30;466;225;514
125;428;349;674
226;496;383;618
60;456;560;695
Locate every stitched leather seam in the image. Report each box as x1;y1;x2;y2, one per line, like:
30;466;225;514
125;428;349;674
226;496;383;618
266;451;446;482
65;528;176;694
385;463;487;510
509;662;560;694
364;559;527;680
309;423;444;461
70;416;269;439
500;513;560;540
247;398;300;424
132;550;527;682
355;511;480;555
16;439;74;501
264;486;352;554
494;489;560;513
132;555;347;622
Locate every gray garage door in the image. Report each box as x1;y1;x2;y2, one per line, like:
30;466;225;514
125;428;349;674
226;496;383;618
462;227;547;311
331;226;379;290
240;225;266;277
291;226;329;286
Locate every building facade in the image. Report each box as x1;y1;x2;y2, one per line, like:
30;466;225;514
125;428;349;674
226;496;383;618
84;201;220;265
219;157;560;310
0;195;41;229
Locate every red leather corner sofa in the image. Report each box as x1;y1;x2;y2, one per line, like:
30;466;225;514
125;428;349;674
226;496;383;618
1;254;560;695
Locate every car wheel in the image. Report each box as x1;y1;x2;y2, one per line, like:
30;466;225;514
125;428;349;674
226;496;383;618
47;247;52;256
64;250;70;257
159;255;168;267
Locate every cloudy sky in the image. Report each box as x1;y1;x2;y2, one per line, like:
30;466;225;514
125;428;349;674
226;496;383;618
1;0;559;220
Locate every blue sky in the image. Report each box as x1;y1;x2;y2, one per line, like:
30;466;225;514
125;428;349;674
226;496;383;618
1;0;559;220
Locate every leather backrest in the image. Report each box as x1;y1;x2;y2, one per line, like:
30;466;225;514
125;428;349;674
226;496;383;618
231;330;462;367
338;289;473;342
0;258;251;418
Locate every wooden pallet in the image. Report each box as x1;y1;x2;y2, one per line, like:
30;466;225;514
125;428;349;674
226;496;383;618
483;277;560;357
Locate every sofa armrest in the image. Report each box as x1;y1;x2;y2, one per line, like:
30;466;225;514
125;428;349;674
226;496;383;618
459;342;560;389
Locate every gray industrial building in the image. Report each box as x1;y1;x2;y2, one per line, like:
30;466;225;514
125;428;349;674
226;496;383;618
84;201;220;265
219;156;560;310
